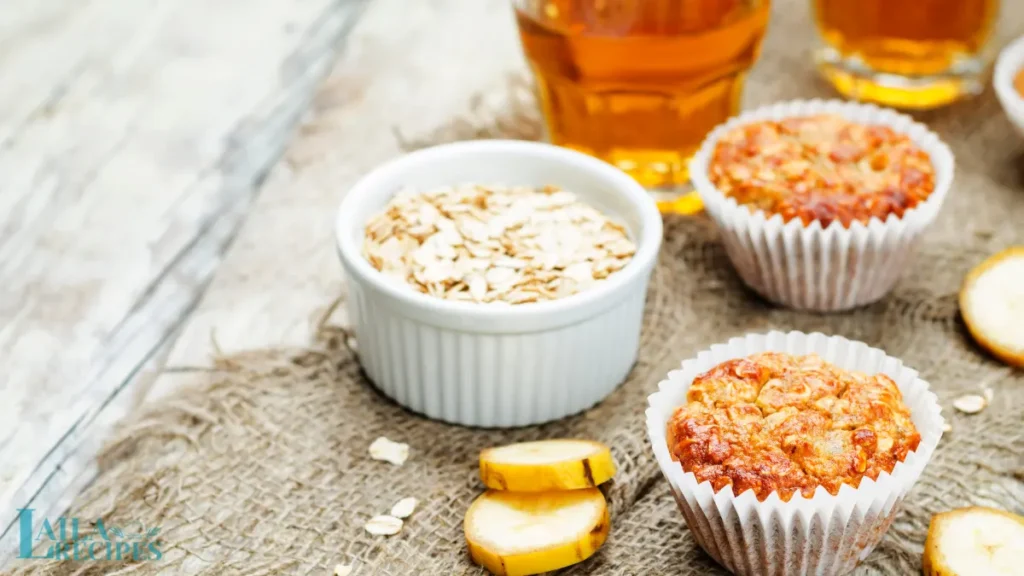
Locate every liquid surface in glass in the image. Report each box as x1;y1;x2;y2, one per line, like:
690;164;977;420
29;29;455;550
515;0;770;213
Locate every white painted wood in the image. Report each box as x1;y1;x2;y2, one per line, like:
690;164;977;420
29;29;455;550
147;0;528;397
0;0;370;560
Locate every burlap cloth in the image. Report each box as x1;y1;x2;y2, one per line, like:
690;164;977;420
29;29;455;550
13;2;1024;574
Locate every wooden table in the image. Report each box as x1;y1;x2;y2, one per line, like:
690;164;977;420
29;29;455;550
0;0;529;561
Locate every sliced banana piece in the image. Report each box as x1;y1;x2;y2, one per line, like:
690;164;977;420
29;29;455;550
960;247;1024;367
479;439;616;492
923;506;1024;576
464;488;609;576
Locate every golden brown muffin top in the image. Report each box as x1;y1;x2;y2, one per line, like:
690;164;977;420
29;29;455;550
666;352;921;502
708;115;936;228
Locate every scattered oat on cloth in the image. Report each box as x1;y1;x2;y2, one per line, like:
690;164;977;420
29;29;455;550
368;436;410;466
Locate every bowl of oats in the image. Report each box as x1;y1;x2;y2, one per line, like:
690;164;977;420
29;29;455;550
335;140;662;427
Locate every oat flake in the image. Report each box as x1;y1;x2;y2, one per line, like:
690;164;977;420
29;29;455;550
334;564;354;576
953;394;987;414
390;497;418;519
362;184;636;304
364;515;403;536
368;437;409;466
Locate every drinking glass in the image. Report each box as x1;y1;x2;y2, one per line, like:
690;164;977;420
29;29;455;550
513;0;771;214
813;0;999;109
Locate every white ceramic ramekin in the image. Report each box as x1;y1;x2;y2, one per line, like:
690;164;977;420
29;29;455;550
335;140;663;428
690;100;955;311
647;331;944;576
994;35;1024;138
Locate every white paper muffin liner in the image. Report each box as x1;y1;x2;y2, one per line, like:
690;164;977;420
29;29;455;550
690;99;955;311
646;331;944;576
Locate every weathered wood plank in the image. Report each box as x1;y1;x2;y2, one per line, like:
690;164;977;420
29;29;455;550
145;0;526;403
0;0;370;560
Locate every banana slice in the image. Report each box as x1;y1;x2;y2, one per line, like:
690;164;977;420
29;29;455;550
923;506;1024;576
464;488;609;576
479;439;616;492
960;247;1024;367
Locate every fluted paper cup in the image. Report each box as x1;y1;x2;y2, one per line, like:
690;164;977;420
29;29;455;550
646;331;943;576
690;100;955;311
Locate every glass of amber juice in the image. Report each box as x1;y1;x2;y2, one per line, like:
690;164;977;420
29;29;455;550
513;0;771;214
813;0;999;110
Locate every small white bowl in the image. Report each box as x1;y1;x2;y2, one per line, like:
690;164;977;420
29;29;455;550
994;35;1024;138
335;140;663;427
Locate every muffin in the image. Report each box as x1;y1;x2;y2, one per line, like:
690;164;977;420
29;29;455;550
646;331;943;576
666;352;922;502
708;114;936;228
690;100;954;311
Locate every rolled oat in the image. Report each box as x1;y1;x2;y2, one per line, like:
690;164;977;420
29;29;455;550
364;515;403;536
363;184;636;304
390;497;418;519
368;437;409;466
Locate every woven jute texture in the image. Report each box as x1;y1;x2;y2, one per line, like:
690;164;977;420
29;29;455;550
13;1;1024;574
